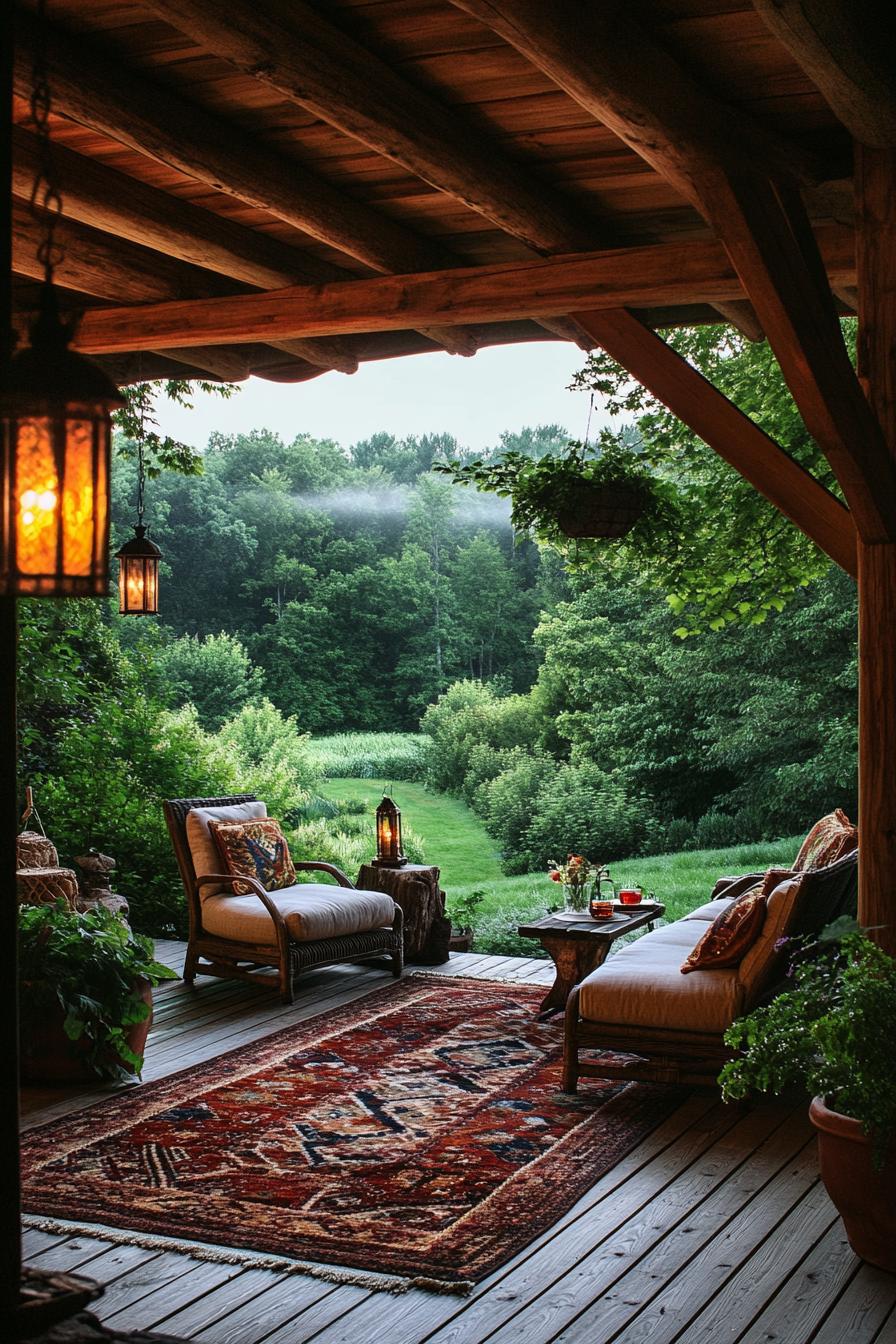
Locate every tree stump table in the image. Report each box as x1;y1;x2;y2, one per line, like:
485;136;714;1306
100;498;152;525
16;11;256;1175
356;862;452;965
518;903;664;1017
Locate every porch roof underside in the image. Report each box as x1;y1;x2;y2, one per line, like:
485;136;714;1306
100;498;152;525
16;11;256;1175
11;0;865;388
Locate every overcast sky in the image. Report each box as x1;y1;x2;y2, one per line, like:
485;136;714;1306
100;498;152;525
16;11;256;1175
152;339;609;455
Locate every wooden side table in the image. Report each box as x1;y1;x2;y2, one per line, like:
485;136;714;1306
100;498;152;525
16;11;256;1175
356;862;452;964
518;904;664;1016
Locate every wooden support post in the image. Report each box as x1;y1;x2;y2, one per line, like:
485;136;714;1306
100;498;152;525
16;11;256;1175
856;144;896;953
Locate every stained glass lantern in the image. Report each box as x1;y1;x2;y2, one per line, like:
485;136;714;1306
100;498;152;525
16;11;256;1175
0;289;122;597
116;525;162;615
373;793;407;868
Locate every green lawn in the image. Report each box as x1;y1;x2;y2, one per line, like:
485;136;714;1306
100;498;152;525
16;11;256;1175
317;777;504;890
319;776;801;953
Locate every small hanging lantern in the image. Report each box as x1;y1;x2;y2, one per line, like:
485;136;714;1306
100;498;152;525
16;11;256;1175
0;1;122;598
115;414;161;614
373;792;407;869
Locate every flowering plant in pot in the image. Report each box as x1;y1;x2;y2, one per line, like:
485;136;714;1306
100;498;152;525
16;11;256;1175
718;918;896;1272
18;901;177;1082
436;434;680;548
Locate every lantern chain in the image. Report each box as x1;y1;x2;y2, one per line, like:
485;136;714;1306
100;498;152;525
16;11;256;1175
27;0;66;286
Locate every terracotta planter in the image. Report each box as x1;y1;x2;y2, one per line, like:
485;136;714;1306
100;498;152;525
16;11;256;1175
555;483;646;539
809;1095;896;1273
20;978;154;1083
449;927;474;953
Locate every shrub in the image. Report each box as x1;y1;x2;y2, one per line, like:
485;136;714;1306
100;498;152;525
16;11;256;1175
307;732;425;781
516;762;651;874
420;681;538;794
157;632;266;731
214;699;316;824
289;812;425;878
473;909;549;959
474;752;556;874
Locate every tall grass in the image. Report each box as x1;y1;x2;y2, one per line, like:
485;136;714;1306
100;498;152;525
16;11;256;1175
307;732;425;781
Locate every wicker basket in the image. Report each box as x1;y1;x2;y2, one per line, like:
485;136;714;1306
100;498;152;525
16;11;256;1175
555;483;646;539
16;829;59;868
17;866;80;908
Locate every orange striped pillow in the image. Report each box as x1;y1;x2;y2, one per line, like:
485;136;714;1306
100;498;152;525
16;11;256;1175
681;888;767;974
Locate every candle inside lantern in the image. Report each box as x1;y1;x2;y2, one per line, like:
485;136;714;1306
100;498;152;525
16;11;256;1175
373;793;407;868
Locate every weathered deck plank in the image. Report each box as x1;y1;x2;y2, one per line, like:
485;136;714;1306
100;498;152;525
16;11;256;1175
20;946;896;1344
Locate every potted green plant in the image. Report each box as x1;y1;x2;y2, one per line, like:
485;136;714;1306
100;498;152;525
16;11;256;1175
719;918;896;1272
446;889;485;952
18;901;177;1083
436;435;679;545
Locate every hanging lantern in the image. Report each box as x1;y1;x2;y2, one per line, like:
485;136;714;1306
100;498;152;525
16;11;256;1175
0;1;122;598
115;412;161;614
1;290;121;598
373;793;407;869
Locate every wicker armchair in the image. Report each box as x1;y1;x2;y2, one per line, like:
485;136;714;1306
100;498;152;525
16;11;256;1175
164;794;403;1004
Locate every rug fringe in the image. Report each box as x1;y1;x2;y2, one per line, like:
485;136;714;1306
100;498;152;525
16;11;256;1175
22;1214;473;1295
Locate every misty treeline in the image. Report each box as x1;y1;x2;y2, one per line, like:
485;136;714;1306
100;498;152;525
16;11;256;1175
110;423;571;729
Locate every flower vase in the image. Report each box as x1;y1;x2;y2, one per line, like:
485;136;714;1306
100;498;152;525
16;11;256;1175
564;882;589;913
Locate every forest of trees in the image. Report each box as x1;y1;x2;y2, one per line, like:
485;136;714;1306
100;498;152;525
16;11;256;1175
17;323;859;933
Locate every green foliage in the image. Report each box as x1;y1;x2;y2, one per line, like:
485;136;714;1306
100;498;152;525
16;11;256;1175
446;888;485;933
115;380;235;477
436;432;680;557
571;325;847;632
213;699;316;824
157;632;266;730
18;902;177;1080
306;732;426;781
720;924;896;1165
420;680;539;794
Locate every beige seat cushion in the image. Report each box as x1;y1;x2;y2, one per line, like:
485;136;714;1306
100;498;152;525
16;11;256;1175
578;924;744;1032
201;883;396;945
186;802;267;897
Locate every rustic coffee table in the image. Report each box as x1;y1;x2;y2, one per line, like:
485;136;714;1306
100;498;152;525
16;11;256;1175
518;904;665;1016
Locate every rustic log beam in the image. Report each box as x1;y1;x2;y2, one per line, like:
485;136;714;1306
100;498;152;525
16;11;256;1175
444;0;892;538
11;11;479;360
447;0;824;211
11;125;329;290
142;0;599;256
710;301;766;342
753;0;896;149
149;347;252;382
855;144;896;953
571;308;856;576
702;171;896;541
66;226;854;354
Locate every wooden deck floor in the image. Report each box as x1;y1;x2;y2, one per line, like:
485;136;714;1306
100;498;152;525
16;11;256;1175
20;944;896;1344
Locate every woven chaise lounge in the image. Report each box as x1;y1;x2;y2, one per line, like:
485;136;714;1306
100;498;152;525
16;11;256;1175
164;793;403;1003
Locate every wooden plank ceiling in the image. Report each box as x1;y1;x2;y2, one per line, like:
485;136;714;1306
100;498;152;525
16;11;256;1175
10;0;856;386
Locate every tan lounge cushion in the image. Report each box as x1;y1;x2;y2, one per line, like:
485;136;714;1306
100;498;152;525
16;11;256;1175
578;925;744;1032
186;801;267;897
201;883;396;945
683;897;737;922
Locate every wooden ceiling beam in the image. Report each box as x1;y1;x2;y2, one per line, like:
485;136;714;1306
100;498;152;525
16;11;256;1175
447;0;823;213
571;308;856;575
142;0;599;257
65;226;854;354
752;0;896;149
446;0;895;540
12;205;352;380
11;11;478;361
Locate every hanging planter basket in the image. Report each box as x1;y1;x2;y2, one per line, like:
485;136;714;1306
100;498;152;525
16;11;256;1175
554;481;647;539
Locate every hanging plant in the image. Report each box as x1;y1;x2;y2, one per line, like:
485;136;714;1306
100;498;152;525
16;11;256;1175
436;432;681;553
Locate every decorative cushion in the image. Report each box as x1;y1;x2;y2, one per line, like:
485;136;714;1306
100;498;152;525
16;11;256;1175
793;809;857;872
738;873;805;1000
201;884;397;945
209;817;296;896
186;801;267;897
681;888;767;974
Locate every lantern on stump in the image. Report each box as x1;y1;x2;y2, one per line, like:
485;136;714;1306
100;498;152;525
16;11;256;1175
1;288;121;597
373;793;407;869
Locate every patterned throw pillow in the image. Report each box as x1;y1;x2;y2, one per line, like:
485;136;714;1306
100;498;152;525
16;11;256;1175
209;818;296;896
681;888;767;974
793;809;858;873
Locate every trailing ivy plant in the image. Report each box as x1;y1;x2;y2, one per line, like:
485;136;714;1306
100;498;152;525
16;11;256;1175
719;919;896;1167
18;902;177;1080
435;433;681;558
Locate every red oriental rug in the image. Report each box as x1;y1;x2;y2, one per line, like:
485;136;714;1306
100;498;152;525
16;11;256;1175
22;975;680;1294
